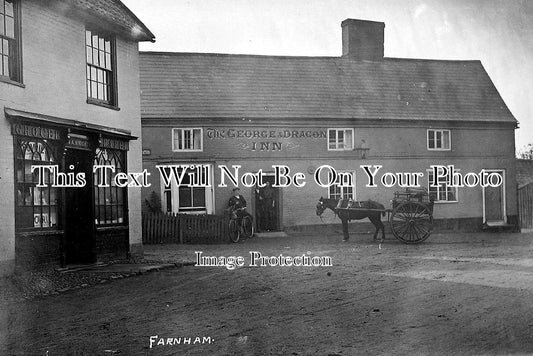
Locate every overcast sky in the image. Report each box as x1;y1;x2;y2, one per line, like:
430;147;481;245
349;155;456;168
122;0;533;152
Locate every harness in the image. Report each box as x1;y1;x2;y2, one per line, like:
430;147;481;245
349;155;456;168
335;198;362;209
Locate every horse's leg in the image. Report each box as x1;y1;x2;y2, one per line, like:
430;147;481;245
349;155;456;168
341;218;350;242
380;219;386;241
370;215;385;243
370;216;379;241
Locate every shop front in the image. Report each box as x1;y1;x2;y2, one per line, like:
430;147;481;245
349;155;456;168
7;108;134;269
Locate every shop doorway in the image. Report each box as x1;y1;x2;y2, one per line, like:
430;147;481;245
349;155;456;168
255;175;281;232
64;148;96;264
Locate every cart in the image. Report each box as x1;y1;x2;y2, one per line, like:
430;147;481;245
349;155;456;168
388;187;435;244
333;187;435;244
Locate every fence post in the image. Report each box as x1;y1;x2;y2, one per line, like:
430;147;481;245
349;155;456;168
178;214;184;244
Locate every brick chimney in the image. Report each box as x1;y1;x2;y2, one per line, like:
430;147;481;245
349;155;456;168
341;19;385;61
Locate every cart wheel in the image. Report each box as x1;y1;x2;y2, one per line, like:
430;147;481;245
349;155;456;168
242;216;254;238
229;219;240;243
390;202;433;244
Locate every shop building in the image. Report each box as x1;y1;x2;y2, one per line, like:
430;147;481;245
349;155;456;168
0;0;154;275
139;19;518;233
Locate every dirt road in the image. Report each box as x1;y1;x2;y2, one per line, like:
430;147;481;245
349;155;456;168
2;231;533;355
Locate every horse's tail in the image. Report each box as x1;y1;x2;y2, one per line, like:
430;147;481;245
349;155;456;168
377;202;386;217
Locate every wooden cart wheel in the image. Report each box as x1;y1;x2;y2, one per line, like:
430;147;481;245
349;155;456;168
390;201;433;244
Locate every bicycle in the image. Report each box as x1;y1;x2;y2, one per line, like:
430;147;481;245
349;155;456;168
228;207;254;242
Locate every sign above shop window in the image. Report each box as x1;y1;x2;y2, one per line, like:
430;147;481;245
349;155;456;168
11;123;61;140
99;136;129;151
66;133;91;151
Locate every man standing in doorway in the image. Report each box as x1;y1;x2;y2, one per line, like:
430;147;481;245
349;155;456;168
258;181;276;231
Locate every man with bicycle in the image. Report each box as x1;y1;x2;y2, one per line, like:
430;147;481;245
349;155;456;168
228;187;253;223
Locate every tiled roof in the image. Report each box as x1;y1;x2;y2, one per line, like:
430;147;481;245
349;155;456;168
139;52;516;122
71;0;154;42
517;159;533;188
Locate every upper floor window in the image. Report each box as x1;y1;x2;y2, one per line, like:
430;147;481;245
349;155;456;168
328;128;354;151
0;0;21;83
427;129;451;151
172;128;203;151
86;29;116;106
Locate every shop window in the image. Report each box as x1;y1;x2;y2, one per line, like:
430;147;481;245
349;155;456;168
162;164;213;214
328;128;354;151
172;128;203;151
93;148;127;225
15;138;59;229
0;0;21;83
86;29;116;106
427;167;458;202
427;129;451;150
328;171;356;200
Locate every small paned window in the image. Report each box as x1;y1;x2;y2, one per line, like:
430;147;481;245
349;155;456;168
427;129;451;150
93;148;127;225
86;30;116;106
0;0;21;82
172;128;203;151
428;168;458;202
15;138;59;229
328;128;354;151
328;171;356;200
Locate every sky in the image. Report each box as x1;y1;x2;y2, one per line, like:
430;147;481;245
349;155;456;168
122;0;533;152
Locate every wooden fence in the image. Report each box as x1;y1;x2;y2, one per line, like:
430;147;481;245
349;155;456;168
518;182;533;229
142;212;229;244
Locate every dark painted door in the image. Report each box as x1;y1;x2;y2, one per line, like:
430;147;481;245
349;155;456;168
255;175;281;232
64;149;95;264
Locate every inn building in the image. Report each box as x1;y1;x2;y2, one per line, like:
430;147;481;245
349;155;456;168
139;19;518;233
0;0;154;274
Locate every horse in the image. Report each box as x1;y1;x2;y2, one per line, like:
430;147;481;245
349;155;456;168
316;197;386;242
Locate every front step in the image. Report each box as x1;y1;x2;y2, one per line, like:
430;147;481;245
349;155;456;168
254;231;288;238
482;223;517;232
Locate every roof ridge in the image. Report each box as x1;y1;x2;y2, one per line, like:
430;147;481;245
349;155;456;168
139;51;482;64
139;51;340;59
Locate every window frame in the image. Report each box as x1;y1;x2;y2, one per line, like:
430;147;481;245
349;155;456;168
427;167;458;203
93;148;128;226
14;137;60;230
161;164;214;214
85;28;118;109
172;128;203;152
427;129;451;151
0;0;23;85
327;128;354;151
327;170;356;201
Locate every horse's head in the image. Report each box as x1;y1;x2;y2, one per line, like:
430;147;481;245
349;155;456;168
316;197;327;216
